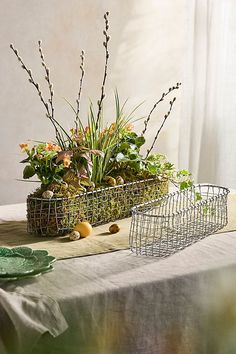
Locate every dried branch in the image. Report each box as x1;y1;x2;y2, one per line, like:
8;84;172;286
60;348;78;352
75;50;85;130
145;97;177;159
96;11;110;129
10;43;64;147
142;82;181;136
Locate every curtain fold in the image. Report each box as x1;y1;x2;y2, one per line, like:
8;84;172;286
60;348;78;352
179;0;236;188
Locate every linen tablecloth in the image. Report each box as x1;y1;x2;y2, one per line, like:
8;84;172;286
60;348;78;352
0;288;68;354
1;192;236;354
1;229;236;354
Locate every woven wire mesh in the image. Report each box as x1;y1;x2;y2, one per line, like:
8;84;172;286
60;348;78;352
129;184;229;257
27;178;168;236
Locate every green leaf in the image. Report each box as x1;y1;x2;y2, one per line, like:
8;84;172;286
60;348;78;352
128;152;139;160
180;169;191;176
163;162;174;171
179;181;189;190
195;192;202;202
80;179;90;186
177;169;191;177
129;160;141;171
147;164;158;175
20;157;30;164
135;136;145;148
23;165;35;179
119;142;130;152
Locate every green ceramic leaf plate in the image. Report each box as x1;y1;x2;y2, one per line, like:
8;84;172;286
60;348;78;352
0;247;56;278
0;265;54;281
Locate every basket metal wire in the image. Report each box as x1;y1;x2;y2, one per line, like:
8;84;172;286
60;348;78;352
27;177;168;236
129;184;229;257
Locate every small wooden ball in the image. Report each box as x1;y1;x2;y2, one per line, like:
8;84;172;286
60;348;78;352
109;224;120;234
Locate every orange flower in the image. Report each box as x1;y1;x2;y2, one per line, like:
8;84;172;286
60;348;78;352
63;157;71;168
85;126;91;134
108;122;116;136
45;143;61;152
125;123;134;131
19;143;29;151
100;128;108;139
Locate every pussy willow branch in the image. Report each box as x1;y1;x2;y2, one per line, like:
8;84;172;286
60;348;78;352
10;44;50;115
142;82;181;136
37;41;64;146
145;97;176;159
38;41;54;120
96;11;110;129
75;50;85;130
10;43;64;147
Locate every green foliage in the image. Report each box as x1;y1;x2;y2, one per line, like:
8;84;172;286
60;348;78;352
23;165;35;179
75;91;144;185
20;143;98;188
105;128;193;191
195;192;202;202
19;91;193;195
20;143;65;185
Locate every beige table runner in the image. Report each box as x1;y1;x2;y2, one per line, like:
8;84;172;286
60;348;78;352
0;194;235;259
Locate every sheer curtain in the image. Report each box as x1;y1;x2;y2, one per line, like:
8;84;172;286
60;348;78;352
179;0;236;188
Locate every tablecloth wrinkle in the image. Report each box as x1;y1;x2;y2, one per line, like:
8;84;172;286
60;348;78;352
0;288;68;354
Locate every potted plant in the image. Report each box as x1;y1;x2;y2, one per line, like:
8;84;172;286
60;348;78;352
11;12;192;236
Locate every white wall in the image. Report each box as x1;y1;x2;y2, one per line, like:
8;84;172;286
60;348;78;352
0;0;187;205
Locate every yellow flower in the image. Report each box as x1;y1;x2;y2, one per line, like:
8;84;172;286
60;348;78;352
19;143;29;151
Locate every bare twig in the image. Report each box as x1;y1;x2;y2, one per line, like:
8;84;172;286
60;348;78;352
96;11;110;129
145;97;177;159
75;50;85;130
10;43;64;147
142;82;181;136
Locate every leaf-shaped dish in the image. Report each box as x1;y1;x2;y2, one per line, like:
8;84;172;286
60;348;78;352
0;247;56;278
0;265;54;281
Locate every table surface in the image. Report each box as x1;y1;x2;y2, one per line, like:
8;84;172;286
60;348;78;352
1;203;236;354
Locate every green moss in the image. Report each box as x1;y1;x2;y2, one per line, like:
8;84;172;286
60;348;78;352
27;178;168;236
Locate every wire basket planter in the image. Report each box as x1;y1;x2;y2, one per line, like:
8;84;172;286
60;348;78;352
129;184;229;258
27;177;168;236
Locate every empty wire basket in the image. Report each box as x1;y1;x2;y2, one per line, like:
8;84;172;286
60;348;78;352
129;184;229;257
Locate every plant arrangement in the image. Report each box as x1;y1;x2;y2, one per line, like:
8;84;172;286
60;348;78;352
10;12;193;235
11;12;192;196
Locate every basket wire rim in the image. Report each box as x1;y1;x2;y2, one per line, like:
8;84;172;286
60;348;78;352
27;176;168;201
131;184;230;219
